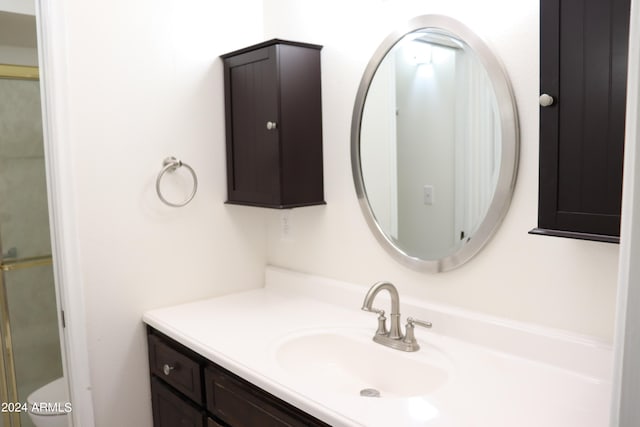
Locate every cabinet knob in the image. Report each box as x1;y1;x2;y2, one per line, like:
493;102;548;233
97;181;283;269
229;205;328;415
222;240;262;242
539;94;555;107
162;364;175;376
266;121;278;130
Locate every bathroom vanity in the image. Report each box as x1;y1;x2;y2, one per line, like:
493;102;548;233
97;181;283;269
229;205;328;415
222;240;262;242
143;267;613;427
148;328;329;426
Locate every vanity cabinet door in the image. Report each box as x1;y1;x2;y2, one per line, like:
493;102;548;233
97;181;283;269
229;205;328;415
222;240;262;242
204;364;330;427
533;0;630;242
151;377;206;427
221;39;325;209
223;44;281;207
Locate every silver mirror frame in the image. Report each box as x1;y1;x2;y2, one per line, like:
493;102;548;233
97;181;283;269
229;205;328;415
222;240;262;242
351;15;520;273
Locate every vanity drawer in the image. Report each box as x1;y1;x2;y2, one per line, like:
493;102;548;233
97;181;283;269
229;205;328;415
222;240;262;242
148;332;204;405
204;364;329;427
151;377;205;427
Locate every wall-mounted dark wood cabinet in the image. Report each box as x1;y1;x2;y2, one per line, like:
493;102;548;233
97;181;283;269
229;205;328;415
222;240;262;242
531;0;631;243
221;39;325;209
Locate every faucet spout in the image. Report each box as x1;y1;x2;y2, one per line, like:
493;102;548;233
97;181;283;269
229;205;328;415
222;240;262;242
361;281;402;339
361;281;432;352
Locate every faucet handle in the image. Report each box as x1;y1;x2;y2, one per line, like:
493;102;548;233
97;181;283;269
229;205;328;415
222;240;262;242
403;317;432;348
362;307;388;336
407;317;432;329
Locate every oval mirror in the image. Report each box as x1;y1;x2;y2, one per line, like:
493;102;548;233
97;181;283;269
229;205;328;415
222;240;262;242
351;15;519;273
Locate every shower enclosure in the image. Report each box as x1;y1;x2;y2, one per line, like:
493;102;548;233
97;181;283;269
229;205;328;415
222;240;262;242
0;64;64;427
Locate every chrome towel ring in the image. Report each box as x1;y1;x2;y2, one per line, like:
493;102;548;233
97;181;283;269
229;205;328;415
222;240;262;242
156;156;198;207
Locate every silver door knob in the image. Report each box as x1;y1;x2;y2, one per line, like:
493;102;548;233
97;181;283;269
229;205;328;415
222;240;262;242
539;94;555;107
162;364;174;376
266;121;278;130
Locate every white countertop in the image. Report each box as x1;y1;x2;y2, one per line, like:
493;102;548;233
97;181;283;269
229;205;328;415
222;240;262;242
143;267;613;427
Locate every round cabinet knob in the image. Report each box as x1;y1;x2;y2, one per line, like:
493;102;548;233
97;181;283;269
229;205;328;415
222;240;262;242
539;94;555;107
162;364;174;376
266;121;278;130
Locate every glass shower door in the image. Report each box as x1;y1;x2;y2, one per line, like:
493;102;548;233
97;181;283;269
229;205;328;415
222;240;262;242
0;66;64;427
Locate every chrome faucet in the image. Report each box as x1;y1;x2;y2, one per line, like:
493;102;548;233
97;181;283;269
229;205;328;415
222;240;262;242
361;281;432;352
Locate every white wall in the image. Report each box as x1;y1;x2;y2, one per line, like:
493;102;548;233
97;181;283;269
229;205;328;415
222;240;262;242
47;1;267;425
264;0;619;342
396;44;457;258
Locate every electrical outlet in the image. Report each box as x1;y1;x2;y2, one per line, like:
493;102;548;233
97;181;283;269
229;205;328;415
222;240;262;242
280;210;293;239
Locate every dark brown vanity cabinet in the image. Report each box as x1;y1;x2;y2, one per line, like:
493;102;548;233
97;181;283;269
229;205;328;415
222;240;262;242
221;39;325;209
204;364;329;427
147;327;330;427
150;377;206;427
148;331;207;426
532;0;631;243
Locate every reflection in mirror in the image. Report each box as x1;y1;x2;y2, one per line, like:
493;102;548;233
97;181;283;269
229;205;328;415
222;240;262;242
352;15;518;272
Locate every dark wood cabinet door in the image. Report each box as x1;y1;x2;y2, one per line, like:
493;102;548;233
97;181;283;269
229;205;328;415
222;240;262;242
151;377;205;427
224;45;281;206
204;364;330;427
534;0;630;242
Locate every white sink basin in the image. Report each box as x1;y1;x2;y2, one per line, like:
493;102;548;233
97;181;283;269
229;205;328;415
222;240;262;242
273;328;453;399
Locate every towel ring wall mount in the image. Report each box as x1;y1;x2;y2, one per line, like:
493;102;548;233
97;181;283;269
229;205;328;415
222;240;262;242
156;156;198;207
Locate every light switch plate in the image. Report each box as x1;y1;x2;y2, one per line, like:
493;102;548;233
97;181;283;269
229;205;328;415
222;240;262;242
424;185;434;205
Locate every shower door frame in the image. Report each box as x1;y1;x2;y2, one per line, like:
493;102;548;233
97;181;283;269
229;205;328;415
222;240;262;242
0;64;55;427
0;256;53;427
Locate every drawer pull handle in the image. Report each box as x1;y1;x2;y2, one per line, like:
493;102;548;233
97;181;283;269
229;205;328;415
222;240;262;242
163;364;175;376
266;121;278;130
